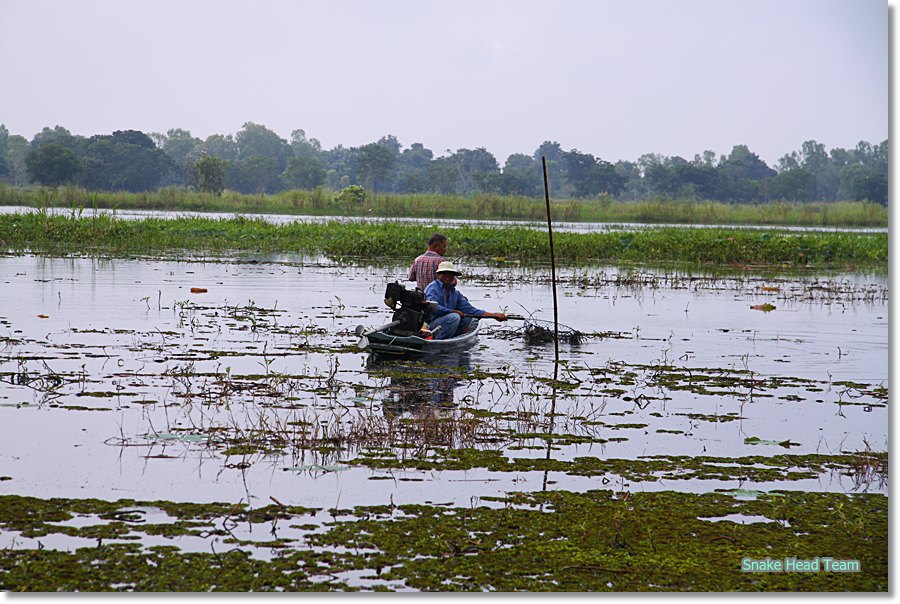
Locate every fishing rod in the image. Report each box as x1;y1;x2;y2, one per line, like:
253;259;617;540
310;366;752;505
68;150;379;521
459;313;526;321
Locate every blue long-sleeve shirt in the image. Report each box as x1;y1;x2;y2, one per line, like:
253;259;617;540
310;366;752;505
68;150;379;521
424;280;484;318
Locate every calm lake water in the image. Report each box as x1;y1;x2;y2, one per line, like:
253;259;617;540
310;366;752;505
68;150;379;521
0;251;886;524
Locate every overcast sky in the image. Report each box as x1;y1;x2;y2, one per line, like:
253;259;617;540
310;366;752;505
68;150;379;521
0;0;888;166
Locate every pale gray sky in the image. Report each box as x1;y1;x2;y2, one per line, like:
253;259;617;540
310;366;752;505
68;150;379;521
0;0;888;166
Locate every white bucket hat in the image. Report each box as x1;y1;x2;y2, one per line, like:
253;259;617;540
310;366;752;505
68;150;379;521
435;261;462;276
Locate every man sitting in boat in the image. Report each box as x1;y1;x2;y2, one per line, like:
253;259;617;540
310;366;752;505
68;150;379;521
424;261;507;339
408;233;457;291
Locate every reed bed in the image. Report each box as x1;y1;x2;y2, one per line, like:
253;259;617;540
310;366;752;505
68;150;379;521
0;211;886;267
0;185;888;227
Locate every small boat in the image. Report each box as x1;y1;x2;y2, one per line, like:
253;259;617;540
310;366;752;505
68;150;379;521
355;319;481;356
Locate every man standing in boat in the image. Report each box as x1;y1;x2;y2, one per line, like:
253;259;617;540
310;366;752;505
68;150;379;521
408;233;456;291
424;262;507;339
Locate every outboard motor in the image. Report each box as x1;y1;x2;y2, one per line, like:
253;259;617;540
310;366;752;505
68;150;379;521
384;282;434;336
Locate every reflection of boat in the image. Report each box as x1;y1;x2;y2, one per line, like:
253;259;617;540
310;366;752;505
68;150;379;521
357;319;480;356
384;372;457;411
373;352;471;416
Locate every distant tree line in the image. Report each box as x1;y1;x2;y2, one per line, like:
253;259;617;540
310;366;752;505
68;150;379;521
0;122;888;205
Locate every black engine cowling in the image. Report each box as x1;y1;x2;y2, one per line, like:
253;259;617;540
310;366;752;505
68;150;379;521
384;282;432;336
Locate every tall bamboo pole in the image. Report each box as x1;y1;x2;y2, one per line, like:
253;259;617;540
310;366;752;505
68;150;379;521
541;156;560;373
541;156;559;494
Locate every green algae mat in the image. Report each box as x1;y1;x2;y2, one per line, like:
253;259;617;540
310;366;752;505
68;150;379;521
0;490;886;591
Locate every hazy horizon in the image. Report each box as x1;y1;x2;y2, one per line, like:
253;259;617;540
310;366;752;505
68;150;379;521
0;0;888;166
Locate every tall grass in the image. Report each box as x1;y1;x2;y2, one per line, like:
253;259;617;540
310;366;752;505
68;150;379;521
0;212;886;268
0;185;888;227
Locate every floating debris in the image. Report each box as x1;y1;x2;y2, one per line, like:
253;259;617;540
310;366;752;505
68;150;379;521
524;323;584;345
750;303;776;312
744;436;800;448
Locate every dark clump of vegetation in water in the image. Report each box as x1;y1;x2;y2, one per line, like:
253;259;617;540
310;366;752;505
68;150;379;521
0;490;886;591
525;323;584;345
0;212;886;268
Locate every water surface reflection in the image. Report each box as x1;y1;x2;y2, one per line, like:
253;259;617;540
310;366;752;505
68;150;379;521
371;352;471;416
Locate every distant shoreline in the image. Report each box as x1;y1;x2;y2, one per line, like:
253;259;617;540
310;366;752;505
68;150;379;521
0;186;888;229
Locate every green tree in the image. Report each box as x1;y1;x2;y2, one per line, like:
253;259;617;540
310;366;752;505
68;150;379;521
426;157;459;194
855;172;888;205
357;142;396;193
235;122;290;169
798;140;838;201
333;184;366;207
195;154;228;195
448;147;499;194
641;154;677;197
533;140;564;162
111;129;156;149
719;145;775;181
290;129;322;158
692;150;718;167
376;134;402;156
500;154;541;197
713;145;775;202
868;139;888;174
615;160;647;200
676;161;720;199
560;150;597;197
321;145;360;189
0;125;9;179
281;155;326;190
533;141;564;196
31;125;78;150
228;156;280;194
394;142;434;193
78;131;173;191
162;128;202;165
799;140;829;174
5;135;30;185
769;168;814;202
25;142;81;185
560;150;625;198
840;164;887;205
591;159;626;197
200;134;239;160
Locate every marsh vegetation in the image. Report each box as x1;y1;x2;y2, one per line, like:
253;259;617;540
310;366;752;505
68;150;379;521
0;185;889;227
0;219;887;591
0;211;887;269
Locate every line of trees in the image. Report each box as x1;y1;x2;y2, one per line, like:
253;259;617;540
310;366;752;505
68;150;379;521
0;122;888;205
